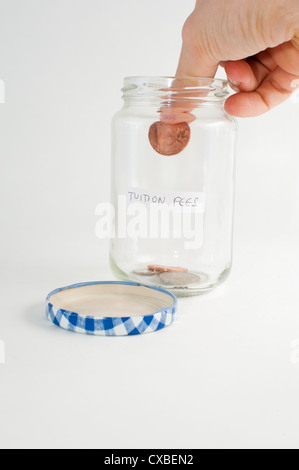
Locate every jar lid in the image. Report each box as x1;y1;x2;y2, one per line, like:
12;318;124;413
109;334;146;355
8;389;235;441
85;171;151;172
46;281;177;336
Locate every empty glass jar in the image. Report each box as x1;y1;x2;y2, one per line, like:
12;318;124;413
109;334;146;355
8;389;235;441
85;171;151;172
110;77;237;296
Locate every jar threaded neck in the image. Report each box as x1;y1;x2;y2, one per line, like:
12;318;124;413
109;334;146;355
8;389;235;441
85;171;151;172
122;76;230;105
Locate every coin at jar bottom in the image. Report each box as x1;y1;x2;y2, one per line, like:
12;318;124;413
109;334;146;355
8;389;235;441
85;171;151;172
133;269;157;277
148;265;188;273
159;272;202;287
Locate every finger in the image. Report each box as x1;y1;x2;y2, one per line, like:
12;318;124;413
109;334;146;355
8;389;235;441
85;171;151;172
292;35;299;50
172;36;218;123
225;60;260;92
160;107;196;125
176;41;218;78
225;66;299;117
160;77;209;124
254;50;277;72
269;41;299;75
225;51;276;92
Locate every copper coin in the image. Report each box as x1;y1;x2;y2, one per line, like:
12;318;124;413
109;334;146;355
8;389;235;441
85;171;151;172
148;121;191;156
148;265;188;273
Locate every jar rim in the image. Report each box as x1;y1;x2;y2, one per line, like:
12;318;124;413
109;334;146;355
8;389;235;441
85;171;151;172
122;76;230;102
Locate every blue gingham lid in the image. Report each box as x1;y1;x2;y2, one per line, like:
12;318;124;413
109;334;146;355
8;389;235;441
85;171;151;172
46;281;177;336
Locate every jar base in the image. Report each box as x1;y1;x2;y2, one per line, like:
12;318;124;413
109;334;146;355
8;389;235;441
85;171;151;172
110;256;231;297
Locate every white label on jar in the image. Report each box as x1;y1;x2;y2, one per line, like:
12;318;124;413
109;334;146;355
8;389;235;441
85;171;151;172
123;188;205;249
127;188;206;213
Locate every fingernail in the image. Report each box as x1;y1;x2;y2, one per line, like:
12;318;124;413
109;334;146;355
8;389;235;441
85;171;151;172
230;79;240;86
228;79;241;92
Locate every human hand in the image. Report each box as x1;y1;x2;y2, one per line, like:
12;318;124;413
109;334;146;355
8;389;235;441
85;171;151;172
177;0;299;117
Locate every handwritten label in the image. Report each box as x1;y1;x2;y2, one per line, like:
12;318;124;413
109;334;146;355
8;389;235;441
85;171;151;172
127;188;206;213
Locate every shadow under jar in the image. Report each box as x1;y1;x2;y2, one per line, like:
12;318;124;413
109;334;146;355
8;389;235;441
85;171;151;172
110;77;237;296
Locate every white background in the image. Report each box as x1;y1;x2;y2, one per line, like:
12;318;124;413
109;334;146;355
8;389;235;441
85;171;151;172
0;0;299;450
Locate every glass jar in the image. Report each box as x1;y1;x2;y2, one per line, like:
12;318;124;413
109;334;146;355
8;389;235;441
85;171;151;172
110;77;237;296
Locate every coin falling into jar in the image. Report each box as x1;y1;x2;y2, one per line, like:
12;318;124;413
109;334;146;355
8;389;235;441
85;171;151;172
148;121;191;156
